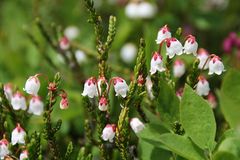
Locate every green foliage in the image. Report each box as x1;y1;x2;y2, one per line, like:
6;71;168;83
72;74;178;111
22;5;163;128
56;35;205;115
180;85;216;151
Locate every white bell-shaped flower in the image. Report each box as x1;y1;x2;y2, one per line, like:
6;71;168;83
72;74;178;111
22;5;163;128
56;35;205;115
82;77;98;98
137;2;157;19
24;75;40;96
196;76;210;96
19;150;28;160
145;76;154;100
125;2;139;19
59;36;70;50
97;77;109;95
150;52;166;75
130;117;145;133
112;77;129;98
0;138;10;159
28;96;44;116
156;25;171;44
197;48;209;70
166;38;183;59
11;92;27;111
64;26;79;40
75;50;87;64
11;123;26;145
183;35;198;56
173;60;185;78
4;83;13;101
208;55;225;75
98;96;108;111
101;124;116;143
120;43;137;64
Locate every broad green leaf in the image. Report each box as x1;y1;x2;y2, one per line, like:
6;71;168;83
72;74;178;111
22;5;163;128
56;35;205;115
216;137;240;159
220;69;240;129
180;85;216;150
157;79;180;125
139;132;206;160
213;151;238;160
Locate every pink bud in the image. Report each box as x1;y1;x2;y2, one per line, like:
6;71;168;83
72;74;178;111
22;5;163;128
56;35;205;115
59;36;70;50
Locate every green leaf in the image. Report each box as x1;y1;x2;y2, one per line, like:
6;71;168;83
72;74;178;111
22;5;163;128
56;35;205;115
139;132;206;160
220;69;240;129
180;85;216;150
213;151;238;160
157;79;180;126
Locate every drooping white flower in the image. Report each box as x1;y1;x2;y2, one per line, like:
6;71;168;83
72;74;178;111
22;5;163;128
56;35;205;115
11;123;26;145
11;92;27;111
120;43;137;64
0;138;10;159
82;77;98;98
98;96;108;111
28;96;44;116
145;76;154;100
137;2;157;19
112;77;129;98
196;76;210;96
97;76;109;95
207;92;217;109
156;25;171;44
166;38;183;59
75;50;87;64
23;75;40;96
19;150;28;160
208;55;225;75
4;83;13;101
150;52;166;75
64;26;79;40
60;93;69;110
173;60;185;78
125;2;139;19
101;124;116;143
59;36;70;50
183;35;198;56
197;48;209;70
130;117;145;133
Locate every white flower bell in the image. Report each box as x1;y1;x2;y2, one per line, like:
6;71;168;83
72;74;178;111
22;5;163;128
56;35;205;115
98;97;108;111
82;77;98;98
24;75;40;96
64;26;79;40
101;124;116;143
4;83;13;101
11;92;27;111
150;52;166;75
156;25;171;44
183;35;198;56
208;55;225;75
0;138;10;159
11;123;26;145
59;36;70;50
197;48;209;70
112;77;129;98
19;150;28;160
130;117;145;133
173;60;185;78
166;38;183;59
196;76;210;96
120;43;137;64
28;96;44;116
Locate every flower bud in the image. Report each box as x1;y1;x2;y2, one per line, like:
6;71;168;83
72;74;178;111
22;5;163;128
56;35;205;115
82;77;98;98
120;43;137;64
150;52;166;75
173;60;185;78
130;118;145;133
197;48;209;70
28;96;44;116
196;76;210;96
11;123;26;145
112;77;129;98
145;76;154;100
98;96;108;111
208;55;225;75
59;36;70;50
4;83;13;101
11;92;27;111
156;25;171;44
60;93;69;110
166;38;183;59
64;26;79;40
183;35;198;56
0;138;10;159
24;75;40;96
101;124;116;143
207;92;217;109
19;150;28;160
